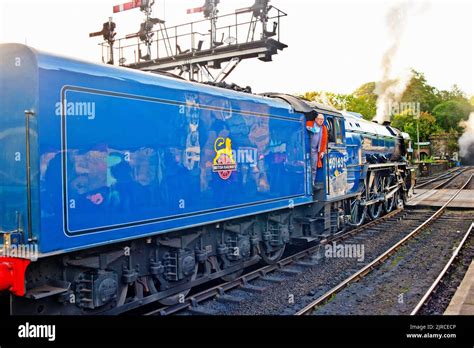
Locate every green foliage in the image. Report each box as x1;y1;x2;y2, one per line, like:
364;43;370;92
345;95;376;120
400;70;439;112
432;100;472;132
391;111;441;142
353;82;376;98
300;70;472;144
300;90;376;121
301;91;342;108
438;84;468;103
421;157;436;163
350;83;377;119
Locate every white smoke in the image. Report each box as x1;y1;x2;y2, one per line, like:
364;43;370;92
375;70;413;123
374;2;426;124
459;112;474;159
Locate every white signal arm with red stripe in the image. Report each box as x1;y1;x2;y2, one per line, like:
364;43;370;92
113;0;142;13
186;6;204;14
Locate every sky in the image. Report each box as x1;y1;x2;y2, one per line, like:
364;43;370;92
0;0;472;96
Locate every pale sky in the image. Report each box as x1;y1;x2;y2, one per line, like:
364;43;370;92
0;0;472;96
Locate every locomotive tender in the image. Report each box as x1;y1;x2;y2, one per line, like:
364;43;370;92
0;44;412;314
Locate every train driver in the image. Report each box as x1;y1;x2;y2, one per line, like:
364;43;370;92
306;113;328;188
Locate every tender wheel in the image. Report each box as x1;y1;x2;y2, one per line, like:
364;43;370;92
259;243;286;264
217;258;244;281
220;269;244;281
146;265;199;306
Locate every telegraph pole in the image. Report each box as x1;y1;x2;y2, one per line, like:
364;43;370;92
417;119;420;162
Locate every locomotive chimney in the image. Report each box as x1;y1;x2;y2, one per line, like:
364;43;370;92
371;118;391;126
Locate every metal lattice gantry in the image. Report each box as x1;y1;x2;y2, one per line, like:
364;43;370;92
91;0;287;82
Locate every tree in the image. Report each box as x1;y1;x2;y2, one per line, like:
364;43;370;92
344;95;376;120
351;82;377;120
432;100;472;132
449;84;466;100
391;111;440;143
400;70;439;113
301;89;376;121
299;72;472;142
354;82;376;98
438;84;468;103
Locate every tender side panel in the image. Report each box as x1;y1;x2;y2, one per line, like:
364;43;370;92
51;87;306;237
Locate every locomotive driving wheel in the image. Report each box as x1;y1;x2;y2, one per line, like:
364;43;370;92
383;174;398;213
368;173;383;220
348;183;367;227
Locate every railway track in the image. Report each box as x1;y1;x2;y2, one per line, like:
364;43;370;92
415;223;474;315
414;166;469;190
141;207;452;315
149;208;448;315
441;167;474;189
414;167;462;188
411;222;474;315
296;174;473;316
144;208;406;315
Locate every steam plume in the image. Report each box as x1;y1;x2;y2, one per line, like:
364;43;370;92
459;112;474;164
374;2;415;124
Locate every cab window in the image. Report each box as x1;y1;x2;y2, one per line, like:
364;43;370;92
326;116;336;143
334;117;344;144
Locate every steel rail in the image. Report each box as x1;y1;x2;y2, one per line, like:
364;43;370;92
410;222;474;315
145;208;405;316
413;167;468;192
295;174;473;316
415;167;463;188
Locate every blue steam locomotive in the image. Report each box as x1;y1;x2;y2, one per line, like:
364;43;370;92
0;44;412;314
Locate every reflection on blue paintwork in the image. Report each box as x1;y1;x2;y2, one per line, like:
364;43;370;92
1;43;311;254
57;89;306;233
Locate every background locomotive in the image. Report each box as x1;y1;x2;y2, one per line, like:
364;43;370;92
0;43;412;314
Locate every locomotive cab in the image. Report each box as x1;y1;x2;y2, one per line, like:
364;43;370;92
324;113;348;198
308;103;348;200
